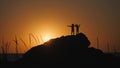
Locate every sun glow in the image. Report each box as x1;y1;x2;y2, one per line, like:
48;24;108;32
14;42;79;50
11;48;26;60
43;35;51;42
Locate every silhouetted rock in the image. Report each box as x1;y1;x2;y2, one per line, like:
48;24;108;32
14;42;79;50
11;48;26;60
12;33;120;67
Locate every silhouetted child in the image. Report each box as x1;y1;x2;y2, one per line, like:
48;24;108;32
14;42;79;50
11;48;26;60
67;24;75;35
75;24;80;34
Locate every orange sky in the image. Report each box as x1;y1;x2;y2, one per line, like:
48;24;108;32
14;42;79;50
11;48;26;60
0;0;120;53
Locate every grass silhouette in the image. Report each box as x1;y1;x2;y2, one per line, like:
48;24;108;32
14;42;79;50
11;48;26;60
0;33;44;64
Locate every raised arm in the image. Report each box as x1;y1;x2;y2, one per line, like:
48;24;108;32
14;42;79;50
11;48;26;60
67;25;71;27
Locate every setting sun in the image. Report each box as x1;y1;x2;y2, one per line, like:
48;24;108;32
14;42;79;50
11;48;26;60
43;35;51;42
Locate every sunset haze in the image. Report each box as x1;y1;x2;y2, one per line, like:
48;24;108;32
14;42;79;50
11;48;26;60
0;0;120;53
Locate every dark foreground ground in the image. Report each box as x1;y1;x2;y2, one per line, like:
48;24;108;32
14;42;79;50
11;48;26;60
1;33;120;67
